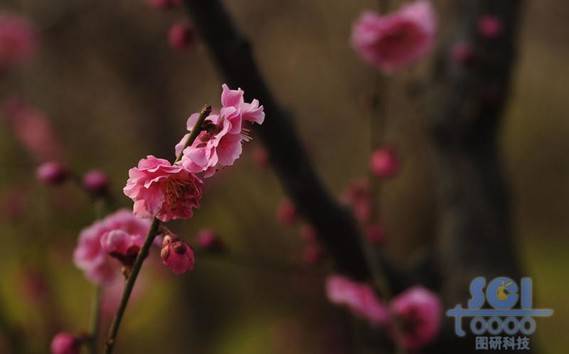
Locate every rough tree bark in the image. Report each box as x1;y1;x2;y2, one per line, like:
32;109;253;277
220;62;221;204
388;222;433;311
429;1;527;353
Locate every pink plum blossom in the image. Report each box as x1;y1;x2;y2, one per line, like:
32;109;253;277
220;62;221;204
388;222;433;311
123;155;203;222
390;286;442;349
326;275;389;326
370;147;399;178
351;1;436;73
100;230;144;266
82;169;109;196
160;235;195;274
2;98;62;161
36;161;68;185
50;332;79;354
168;23;194;50
179;84;265;177
0;14;37;71
478;15;503;39
73;209;150;285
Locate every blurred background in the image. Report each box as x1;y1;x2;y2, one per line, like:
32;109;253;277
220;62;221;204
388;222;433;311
0;0;567;353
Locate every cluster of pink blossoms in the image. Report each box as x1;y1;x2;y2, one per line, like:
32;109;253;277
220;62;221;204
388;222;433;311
351;0;436;73
124;84;265;223
0;13;37;72
326;275;442;350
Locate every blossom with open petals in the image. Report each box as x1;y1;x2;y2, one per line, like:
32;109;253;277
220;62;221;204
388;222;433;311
326;275;389;326
351;1;436;73
124;155;203;222
73;210;150;285
178;84;265;177
390;286;442;349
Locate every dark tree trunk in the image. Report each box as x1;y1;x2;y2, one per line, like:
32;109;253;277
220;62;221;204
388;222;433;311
428;1;528;353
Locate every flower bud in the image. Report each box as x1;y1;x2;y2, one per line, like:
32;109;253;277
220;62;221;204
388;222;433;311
82;169;109;197
478;15;503;39
161;235;195;274
168;23;194;50
50;332;80;354
369;148;399;178
36;161;68;185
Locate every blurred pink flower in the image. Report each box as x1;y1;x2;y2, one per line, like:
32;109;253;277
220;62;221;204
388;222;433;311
0;14;37;71
100;230;144;266
326;275;389;326
124;155;203;222
36;161;68;185
73;209;150;285
370;147;399;178
168;23;194;50
50;332;79;354
351;0;436;73
276;198;297;226
341;179;371;223
160;235;195;274
82;169;110;197
196;229;224;252
478;15;503;39
220;84;265;125
179;84;265;177
390;286;442;349
2;98;62;161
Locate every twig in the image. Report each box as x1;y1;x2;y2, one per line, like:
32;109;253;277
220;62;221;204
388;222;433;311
103;105;211;354
103;218;161;354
